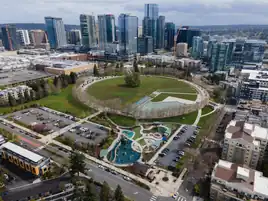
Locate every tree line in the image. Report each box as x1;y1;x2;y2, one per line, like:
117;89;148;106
7;72;78;107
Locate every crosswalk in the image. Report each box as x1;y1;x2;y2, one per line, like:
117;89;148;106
176;195;186;201
150;195;158;201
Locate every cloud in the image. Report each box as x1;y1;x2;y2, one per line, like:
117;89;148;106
1;0;268;25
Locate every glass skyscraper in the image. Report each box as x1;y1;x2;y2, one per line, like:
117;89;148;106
164;22;175;50
243;40;266;63
80;14;97;48
210;43;229;72
192;36;204;59
98;14;116;51
144;4;159;20
156;16;165;49
143;4;159;50
176;27;201;48
118;14;138;55
44;17;67;49
1;25;19;50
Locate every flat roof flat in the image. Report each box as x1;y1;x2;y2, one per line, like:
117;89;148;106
0;70;52;86
1;142;44;163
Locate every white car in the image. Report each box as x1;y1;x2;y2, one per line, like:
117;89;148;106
172;192;178;199
123;176;131;181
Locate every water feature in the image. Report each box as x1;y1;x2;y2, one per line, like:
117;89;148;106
122;130;134;138
107;138;141;165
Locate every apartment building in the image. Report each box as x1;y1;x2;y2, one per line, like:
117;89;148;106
239;70;268;102
0;142;50;176
210;160;268;201
0;85;32;106
222;120;268;169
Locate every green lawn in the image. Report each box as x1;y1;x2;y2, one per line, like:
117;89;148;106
139;110;198;125
87;76;196;105
193;111;219;148
0;85;94;118
151;93;197;102
107;113;136;127
133;126;142;140
201;105;214;116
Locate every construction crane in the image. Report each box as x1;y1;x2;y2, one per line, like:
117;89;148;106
173;26;181;57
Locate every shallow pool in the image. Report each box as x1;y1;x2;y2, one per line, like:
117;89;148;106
122;130;134;138
107;138;141;165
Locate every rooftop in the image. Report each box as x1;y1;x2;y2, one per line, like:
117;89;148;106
213;160;268;198
0;142;44;163
225;120;268;141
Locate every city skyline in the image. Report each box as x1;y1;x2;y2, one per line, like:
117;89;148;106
1;0;268;26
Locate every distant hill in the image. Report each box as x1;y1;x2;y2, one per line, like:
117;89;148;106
0;23;80;31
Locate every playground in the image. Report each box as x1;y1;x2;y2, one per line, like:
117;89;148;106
106;123;173;166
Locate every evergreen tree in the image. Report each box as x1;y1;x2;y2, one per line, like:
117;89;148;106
8;93;16;106
93;64;99;77
133;54;139;73
100;181;110;201
70;72;78;84
43;82;50;97
53;76;59;86
83;182;97;201
37;86;44;99
114;185;124;201
30;90;35;101
18;92;25;105
116;63;119;69
24;90;30;102
69;151;86;177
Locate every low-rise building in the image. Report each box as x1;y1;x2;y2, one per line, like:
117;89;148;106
222;120;268;168
0;142;50;176
0;85;32;106
210;160;268;201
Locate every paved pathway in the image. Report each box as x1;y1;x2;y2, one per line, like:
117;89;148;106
193;109;202;126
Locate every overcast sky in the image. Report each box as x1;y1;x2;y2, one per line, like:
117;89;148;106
1;0;268;26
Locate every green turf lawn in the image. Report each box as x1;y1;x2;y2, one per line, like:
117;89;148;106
0;85;94;118
201;105;214;116
107;113;136;127
151;93;197;102
139;110;198;125
87;76;196;105
133;126;142;140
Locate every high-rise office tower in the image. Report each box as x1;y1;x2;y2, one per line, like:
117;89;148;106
29;30;48;46
156;16;165;49
98;14;116;50
67;29;81;45
1;25;19;50
138;36;153;55
44;17;67;49
176;27;201;48
192;36;204;59
118;14;138;55
210;43;229;72
164;22;175;50
144;4;159;19
143;4;159;50
16;30;30;46
80;14;97;48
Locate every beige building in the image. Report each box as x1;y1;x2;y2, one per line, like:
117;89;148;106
210;160;268;201
44;62;95;75
176;43;188;57
222;120;268;169
0;85;32;106
29;30;48;46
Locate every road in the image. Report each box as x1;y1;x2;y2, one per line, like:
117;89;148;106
39;144;154;201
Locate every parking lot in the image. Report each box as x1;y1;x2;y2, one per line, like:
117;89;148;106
156;125;198;168
60;122;109;145
5;107;76;135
